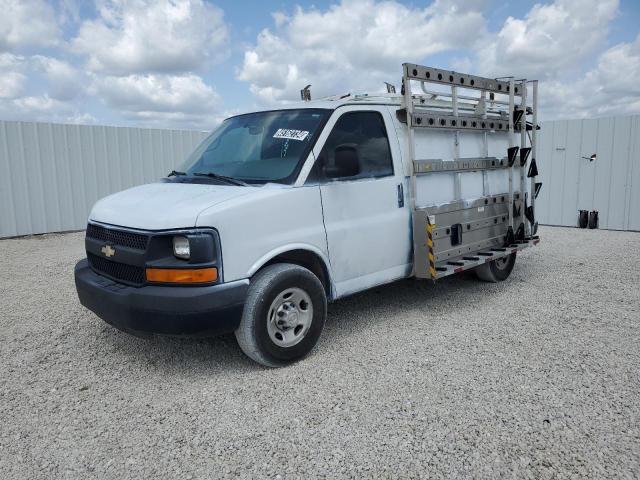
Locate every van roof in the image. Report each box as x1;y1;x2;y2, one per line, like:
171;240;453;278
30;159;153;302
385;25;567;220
248;93;405;113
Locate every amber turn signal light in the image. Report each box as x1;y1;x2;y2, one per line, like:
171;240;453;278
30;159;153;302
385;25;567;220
146;267;218;284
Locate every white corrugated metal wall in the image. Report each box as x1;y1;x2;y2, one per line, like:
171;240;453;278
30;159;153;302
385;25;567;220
536;115;640;231
0;121;208;238
2;116;639;238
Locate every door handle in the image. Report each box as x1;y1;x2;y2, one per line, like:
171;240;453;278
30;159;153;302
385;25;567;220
397;183;404;208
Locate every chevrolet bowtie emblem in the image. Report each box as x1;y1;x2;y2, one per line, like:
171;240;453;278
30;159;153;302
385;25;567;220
101;245;115;258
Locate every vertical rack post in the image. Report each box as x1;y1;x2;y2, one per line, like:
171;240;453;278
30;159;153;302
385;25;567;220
452;85;461;199
480;90;489;157
530;80;538;236
507;78;515;234
519;80;527;236
481;90;489;195
403;65;417;210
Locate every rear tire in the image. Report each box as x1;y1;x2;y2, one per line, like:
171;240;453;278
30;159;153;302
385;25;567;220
475;252;516;282
235;263;327;367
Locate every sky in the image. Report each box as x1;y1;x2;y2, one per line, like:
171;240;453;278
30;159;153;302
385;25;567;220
0;0;639;130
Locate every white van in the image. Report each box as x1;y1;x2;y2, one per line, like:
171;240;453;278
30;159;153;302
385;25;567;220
75;63;541;366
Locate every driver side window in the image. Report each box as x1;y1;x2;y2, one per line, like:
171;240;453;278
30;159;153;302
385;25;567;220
310;111;393;182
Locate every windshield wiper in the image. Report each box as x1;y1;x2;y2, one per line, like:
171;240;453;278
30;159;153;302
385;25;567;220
167;170;186;177
193;171;248;186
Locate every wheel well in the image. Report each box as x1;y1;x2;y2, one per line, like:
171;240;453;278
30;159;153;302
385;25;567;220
261;250;332;298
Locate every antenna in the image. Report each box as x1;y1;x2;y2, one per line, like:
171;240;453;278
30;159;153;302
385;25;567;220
300;85;312;101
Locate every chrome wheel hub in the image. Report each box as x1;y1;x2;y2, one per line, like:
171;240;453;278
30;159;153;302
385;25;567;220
267;287;313;348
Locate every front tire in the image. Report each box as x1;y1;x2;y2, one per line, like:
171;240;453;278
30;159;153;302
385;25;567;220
235;263;327;367
475;252;516;282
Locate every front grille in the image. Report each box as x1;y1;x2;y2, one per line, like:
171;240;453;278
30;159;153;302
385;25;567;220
88;253;145;285
86;223;148;250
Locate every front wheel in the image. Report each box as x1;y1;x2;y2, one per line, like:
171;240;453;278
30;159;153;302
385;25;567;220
235;263;327;367
475;252;516;282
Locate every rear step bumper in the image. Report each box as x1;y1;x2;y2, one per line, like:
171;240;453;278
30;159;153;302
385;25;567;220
433;237;540;279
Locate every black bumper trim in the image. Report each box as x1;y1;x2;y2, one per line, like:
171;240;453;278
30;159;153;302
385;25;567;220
74;259;248;336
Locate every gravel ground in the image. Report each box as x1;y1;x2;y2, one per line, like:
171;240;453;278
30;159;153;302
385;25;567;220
0;226;639;479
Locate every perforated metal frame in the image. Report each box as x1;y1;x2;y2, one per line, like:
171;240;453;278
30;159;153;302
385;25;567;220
413;157;508;174
404;63;522;96
411;112;509;132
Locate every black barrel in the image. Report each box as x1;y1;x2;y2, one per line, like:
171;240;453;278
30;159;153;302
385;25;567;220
578;210;589;228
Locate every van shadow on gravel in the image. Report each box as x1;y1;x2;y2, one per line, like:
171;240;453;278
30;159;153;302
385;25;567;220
88;271;489;372
323;271;494;332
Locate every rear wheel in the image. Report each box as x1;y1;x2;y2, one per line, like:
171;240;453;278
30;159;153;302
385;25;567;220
235;263;327;367
475;252;516;282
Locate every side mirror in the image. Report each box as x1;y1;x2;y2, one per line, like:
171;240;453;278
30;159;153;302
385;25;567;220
324;144;360;178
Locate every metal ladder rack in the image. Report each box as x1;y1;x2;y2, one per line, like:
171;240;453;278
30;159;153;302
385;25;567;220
401;63;539;280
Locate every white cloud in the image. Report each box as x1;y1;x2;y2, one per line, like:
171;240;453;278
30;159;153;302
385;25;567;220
0;53;26;98
0;94;95;124
0;0;62;51
0;53;84;101
475;0;619;79
0;0;230;128
59;0;84;25
585;33;640;99
13;95;67;113
0;71;25;98
0;0;634;126
467;0;637;119
240;0;635;120
541;34;640;119
271;11;289;28
93;73;221;128
0;53;91;123
32;56;85;101
73;0;229;75
239;0;487;103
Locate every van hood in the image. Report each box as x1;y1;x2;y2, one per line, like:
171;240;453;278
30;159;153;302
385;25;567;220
89;182;254;230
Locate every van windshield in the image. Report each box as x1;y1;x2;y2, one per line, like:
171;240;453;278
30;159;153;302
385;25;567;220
178;109;330;184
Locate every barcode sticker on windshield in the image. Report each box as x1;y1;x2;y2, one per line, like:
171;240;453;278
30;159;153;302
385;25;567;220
273;129;309;141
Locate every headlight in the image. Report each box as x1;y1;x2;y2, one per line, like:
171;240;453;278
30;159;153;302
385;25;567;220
172;236;190;259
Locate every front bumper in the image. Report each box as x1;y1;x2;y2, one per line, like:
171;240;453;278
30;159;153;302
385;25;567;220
74;259;249;336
